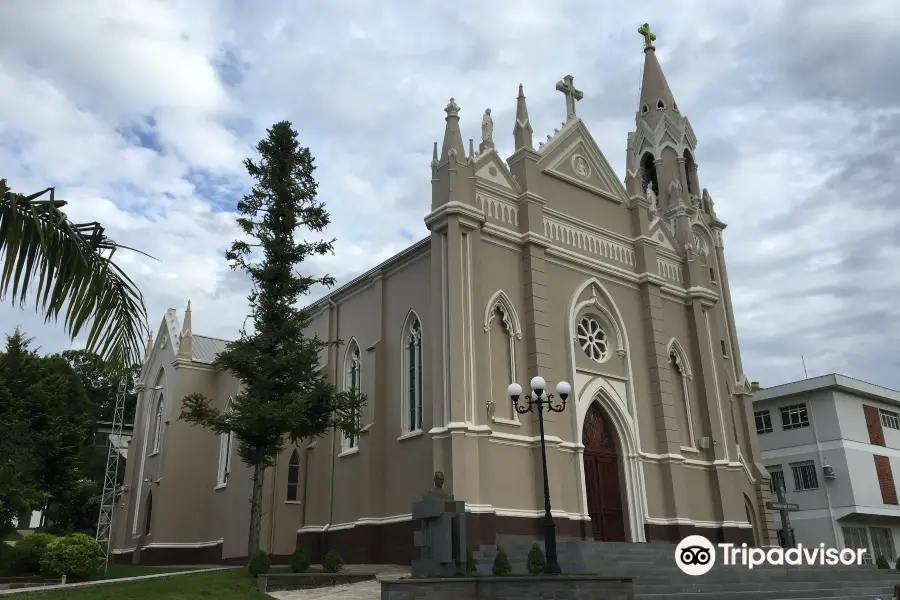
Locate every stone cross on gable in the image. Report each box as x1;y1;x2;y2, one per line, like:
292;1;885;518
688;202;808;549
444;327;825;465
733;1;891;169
638;23;656;48
555;75;583;121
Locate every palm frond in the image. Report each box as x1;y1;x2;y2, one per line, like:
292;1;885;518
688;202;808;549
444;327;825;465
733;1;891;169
0;179;152;375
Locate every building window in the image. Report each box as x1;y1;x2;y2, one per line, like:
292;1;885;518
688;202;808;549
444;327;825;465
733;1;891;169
776;528;794;548
143;491;153;537
755;410;773;434
286;449;300;502
403;314;424;434
880;409;900;430
151;394;165;453
870;527;896;562
767;466;785;494
216;398;234;486
94;431;110;447
780;404;809;430
720;340;728;358
791;461;819;491
709;267;716;283
842;527;872;563
342;341;361;451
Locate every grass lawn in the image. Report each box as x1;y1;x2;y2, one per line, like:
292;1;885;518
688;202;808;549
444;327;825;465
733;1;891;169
20;568;266;599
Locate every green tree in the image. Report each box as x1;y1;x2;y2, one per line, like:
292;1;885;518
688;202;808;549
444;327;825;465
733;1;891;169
57;350;140;424
179;122;365;559
0;179;151;375
0;330;96;534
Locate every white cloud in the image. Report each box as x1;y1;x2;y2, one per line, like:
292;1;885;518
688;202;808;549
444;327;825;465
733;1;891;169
2;0;899;389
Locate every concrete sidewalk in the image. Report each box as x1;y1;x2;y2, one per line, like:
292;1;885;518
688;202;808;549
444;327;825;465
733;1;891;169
267;566;409;600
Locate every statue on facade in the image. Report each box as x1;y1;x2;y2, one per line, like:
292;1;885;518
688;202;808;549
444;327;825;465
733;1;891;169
668;178;684;207
646;182;659;215
482;109;494;145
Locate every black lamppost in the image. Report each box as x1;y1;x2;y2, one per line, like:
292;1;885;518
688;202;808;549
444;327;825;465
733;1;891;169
507;376;571;575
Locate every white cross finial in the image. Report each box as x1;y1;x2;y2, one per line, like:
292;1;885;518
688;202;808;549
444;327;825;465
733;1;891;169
555;75;583;121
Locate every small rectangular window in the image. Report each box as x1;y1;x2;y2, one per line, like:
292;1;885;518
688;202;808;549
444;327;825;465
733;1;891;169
755;410;773;434
791;460;819;491
880;409;900;430
767;466;785;494
780;404;810;430
720;340;728;358
709;267;717;283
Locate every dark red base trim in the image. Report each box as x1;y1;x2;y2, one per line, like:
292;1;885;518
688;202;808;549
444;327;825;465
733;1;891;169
644;523;754;545
113;516;753;565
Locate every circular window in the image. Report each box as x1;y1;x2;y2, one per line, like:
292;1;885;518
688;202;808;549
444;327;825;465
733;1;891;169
577;316;609;362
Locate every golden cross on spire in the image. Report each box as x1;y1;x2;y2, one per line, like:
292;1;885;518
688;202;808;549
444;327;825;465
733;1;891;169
638;23;656;49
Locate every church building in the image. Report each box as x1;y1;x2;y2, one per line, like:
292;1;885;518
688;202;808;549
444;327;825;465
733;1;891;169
111;30;777;565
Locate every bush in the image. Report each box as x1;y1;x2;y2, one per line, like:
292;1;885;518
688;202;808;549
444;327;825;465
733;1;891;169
526;542;546;575
465;550;476;574
0;542;16;576
247;550;270;577
876;554;890;569
39;533;104;581
290;547;310;573
10;533;57;575
322;549;344;573
491;548;512;576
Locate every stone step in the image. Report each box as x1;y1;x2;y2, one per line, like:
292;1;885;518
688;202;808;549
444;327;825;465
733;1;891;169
634;580;900;594
637;586;895;600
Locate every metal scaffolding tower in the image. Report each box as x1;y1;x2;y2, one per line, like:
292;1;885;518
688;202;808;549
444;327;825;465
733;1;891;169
95;375;127;573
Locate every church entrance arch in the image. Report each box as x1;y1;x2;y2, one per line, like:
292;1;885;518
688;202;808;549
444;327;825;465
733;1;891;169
582;402;627;542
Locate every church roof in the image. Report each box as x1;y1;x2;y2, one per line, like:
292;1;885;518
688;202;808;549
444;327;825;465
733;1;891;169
191;334;230;364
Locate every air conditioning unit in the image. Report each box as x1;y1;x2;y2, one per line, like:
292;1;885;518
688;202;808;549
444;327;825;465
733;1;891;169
823;465;836;480
697;437;711;449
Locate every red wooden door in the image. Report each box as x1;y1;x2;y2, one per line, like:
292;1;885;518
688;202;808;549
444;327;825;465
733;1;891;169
582;404;626;542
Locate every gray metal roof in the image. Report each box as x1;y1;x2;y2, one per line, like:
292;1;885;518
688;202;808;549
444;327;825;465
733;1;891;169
752;373;900;406
191;335;231;364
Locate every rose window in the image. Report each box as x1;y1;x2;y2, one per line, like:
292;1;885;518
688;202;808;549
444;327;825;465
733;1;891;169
577;316;608;362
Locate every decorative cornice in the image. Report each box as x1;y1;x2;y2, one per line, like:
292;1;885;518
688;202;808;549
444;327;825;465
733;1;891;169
171;358;219;373
506;147;541;165
424;201;486;230
516;191;547;206
521;231;552;248
686;286;719;304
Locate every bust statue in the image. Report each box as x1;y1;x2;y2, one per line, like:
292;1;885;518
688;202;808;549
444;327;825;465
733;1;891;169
434;471;445;489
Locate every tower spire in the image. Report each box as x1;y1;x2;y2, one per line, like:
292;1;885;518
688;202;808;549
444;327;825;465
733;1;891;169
513;84;533;151
636;23;679;125
177;299;192;359
440;98;466;163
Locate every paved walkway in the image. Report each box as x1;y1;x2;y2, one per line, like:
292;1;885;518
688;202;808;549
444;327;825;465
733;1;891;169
268;565;409;600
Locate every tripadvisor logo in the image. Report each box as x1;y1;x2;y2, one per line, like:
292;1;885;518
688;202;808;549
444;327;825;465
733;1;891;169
675;535;867;576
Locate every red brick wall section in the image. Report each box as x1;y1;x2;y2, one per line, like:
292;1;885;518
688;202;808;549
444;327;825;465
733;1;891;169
864;404;886;446
874;455;898;505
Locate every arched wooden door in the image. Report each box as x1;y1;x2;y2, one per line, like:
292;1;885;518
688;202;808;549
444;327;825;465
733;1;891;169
583;403;627;541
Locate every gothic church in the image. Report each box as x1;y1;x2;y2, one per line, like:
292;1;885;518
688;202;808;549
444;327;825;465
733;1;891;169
111;30;776;565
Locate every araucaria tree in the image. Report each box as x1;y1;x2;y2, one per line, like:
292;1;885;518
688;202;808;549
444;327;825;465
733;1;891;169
179;121;365;558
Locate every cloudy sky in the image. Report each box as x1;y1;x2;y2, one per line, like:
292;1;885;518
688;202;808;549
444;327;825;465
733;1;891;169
1;0;898;390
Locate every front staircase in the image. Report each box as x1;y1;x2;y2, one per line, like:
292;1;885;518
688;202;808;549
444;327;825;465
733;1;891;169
473;535;900;600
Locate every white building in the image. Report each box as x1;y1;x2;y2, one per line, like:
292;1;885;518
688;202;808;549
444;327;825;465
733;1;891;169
753;374;900;563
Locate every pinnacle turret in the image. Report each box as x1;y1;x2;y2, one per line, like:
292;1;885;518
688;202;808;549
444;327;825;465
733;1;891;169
440;98;466;163
177;299;193;359
513;84;533;151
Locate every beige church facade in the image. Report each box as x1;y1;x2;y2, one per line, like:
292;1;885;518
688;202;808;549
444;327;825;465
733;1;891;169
111;39;777;566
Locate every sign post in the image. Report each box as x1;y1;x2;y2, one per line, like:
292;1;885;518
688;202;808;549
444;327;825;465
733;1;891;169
766;480;799;547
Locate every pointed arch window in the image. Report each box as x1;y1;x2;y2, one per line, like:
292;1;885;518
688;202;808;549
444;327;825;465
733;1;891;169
151;394;164;454
640;152;659;196
668;341;697;451
485;292;522;423
342;341;361;451
641;104;649;115
402;314;424;434
656;99;666;110
216;398;234;487
286;449;300;501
